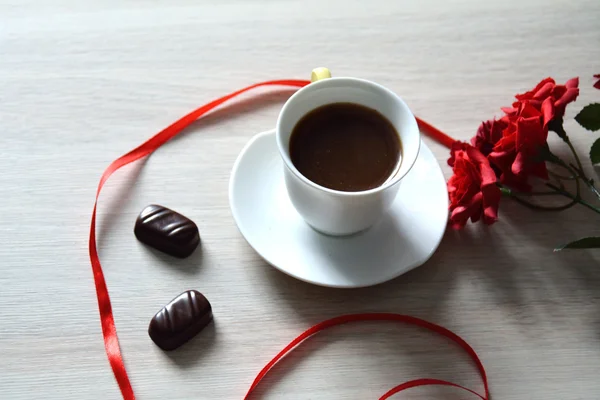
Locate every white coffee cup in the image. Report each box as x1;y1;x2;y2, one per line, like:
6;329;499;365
276;70;421;236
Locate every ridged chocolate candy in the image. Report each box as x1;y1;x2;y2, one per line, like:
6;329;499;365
134;204;200;258
149;290;213;351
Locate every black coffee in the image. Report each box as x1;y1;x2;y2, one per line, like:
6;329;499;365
289;102;401;192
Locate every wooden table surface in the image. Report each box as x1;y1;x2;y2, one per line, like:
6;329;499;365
2;0;600;399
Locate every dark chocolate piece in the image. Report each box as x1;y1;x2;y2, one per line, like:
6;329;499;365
134;204;200;258
149;290;213;351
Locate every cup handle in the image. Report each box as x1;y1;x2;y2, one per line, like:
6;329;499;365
311;67;332;82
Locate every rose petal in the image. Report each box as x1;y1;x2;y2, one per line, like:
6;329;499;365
519;102;542;118
594;80;600;90
470;135;477;147
554;87;580;109
491;119;507;142
455;186;479;207
450;192;483;228
516;116;545;152
481;184;501;224
516;99;542;110
516;78;555;101
449;206;469;229
512;151;526;176
502;121;517;138
500;115;513;127
566;77;579;89
533;82;554;100
541;97;555;127
489;149;516;174
552;85;567;99
467;147;497;187
471;121;494;154
448;141;469;167
531;100;542;109
494;129;517;151
530;161;549;180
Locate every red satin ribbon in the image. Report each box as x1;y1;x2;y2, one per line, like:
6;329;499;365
243;313;489;400
88;79;478;400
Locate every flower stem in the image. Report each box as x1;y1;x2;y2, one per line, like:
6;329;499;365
546;141;600;203
564;137;600;201
548;171;575;181
589;184;600;200
565;139;586;179
546;183;600;215
500;187;578;211
513;190;563;196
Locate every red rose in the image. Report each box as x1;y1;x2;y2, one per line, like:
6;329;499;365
488;101;549;189
512;77;579;126
470;117;532;191
471;118;508;157
447;142;501;229
594;74;600;90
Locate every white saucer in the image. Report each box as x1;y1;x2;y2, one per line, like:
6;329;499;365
229;129;448;288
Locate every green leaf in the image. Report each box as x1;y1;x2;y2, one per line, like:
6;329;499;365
590;138;600;165
554;236;600;251
575;103;600;131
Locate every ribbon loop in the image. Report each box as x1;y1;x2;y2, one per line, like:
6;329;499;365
243;313;489;400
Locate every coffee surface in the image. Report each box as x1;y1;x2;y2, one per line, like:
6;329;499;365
289;103;401;192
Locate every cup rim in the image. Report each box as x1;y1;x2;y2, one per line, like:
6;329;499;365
275;76;421;197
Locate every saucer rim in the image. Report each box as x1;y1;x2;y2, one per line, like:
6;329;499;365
229;129;448;288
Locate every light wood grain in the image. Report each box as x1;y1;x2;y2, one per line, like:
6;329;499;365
2;0;600;398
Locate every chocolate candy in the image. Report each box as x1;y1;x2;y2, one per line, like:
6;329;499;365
134;204;200;258
149;290;213;351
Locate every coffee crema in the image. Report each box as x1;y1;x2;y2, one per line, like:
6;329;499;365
289;102;402;192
